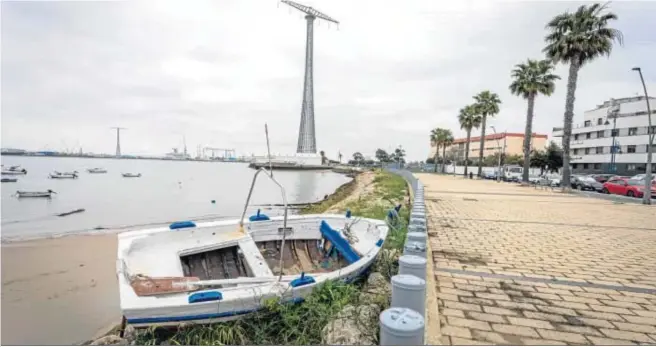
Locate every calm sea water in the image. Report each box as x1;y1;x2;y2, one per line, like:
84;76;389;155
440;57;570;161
1;156;351;241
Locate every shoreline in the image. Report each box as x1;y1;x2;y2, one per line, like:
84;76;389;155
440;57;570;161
0;171;366;345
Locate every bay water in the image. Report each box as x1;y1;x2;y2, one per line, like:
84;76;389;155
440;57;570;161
1;156;351;241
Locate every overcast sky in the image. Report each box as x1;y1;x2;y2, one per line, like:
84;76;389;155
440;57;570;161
2;0;655;161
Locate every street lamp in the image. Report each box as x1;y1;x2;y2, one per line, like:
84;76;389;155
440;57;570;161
632;67;654;205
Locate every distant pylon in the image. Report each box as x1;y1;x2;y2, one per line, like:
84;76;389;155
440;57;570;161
111;127;126;157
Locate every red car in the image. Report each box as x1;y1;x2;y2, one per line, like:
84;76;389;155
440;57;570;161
602;178;656;198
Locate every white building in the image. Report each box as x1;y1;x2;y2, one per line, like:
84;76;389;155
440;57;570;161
552;96;655;176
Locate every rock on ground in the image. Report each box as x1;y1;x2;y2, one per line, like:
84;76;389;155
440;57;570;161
322;304;380;345
89;335;128;346
359;272;391;304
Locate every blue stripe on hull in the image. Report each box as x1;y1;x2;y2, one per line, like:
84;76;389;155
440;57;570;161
127;264;374;325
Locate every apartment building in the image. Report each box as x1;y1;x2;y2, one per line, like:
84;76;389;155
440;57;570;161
552;96;656;176
429;132;548;160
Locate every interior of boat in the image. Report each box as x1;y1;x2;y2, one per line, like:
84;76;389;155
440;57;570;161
180;239;348;281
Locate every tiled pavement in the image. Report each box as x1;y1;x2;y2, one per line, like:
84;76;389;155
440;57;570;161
416;174;656;345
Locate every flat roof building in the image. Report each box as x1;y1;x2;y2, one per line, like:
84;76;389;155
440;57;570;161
430;132;548;161
552;96;656;176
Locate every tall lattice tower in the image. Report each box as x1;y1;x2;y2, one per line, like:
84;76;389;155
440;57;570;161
280;0;338;154
111;127;126;157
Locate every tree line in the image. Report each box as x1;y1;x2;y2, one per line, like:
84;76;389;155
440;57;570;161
430;3;622;187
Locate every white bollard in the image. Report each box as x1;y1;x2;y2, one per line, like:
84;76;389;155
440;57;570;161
399;255;427;281
379;307;425;346
391;274;426;317
403;241;426;258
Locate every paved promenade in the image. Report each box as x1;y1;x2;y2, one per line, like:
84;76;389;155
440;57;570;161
417;174;656;345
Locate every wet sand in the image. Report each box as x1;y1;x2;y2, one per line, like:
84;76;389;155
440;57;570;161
1;234;120;345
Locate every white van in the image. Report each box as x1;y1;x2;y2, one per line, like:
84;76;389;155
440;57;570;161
502;165;523;182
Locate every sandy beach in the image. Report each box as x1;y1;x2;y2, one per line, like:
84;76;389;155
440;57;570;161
1;234;120;345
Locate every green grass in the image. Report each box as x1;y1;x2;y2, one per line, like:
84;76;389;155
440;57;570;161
133;170;411;345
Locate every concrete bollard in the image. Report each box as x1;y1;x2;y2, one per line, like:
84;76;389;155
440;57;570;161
407;224;427;234
406;232;426;244
391;274;426;317
409;217;426;227
399;255;427;281
403;241;427;258
379;307;425;346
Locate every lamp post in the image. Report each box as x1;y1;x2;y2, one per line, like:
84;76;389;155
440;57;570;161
632;67;653;205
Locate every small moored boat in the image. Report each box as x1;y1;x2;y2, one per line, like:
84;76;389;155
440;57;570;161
87;168;108;174
49;171;79;179
2;178;18;183
116;167;389;328
122;173;141;178
16;190;56;198
2;166;27;175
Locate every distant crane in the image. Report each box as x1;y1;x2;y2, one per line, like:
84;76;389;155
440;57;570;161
280;0;339;155
111;127;126;157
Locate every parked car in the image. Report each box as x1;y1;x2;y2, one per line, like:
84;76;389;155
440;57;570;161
571;176;604;192
528;175;542;184
544;174;561;187
602;178;656;198
589;174;615;183
630;173;656;183
482;171;498;180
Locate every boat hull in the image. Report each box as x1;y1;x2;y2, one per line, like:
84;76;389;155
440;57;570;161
117;214;388;327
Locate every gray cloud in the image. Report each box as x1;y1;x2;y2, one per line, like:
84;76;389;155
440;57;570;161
2;0;655;160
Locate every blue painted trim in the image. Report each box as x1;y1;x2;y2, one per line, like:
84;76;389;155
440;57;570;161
290;273;316;287
320;221;361;264
249;209;270;222
376;238;384;247
188;291;223;303
169;221;196;230
127;296;308;325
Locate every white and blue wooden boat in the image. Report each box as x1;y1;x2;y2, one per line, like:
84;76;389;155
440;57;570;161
122;173;141;178
116;167;389;327
87;168;108;174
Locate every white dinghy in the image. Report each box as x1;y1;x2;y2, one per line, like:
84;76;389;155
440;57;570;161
116;167;389;328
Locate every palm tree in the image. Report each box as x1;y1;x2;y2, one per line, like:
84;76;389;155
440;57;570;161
509;59;560;184
430;128;443;172
543;3;623;190
441;130;454;173
473;91;502;176
458;105;482;176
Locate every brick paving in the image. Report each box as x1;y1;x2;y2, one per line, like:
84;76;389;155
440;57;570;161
416;174;656;345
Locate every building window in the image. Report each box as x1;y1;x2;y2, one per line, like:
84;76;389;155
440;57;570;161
585;133;591;139
597;118;603;125
596;146;603;154
594;163;601;169
584;148;591;155
597;130;605;138
572;164;578;169
627;145;636;153
584;120;591;127
628;164;637;171
583;163;589;169
628;127;638;136
573;149;579;155
574;134;579;141
649;126;656;134
611;129;619;137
